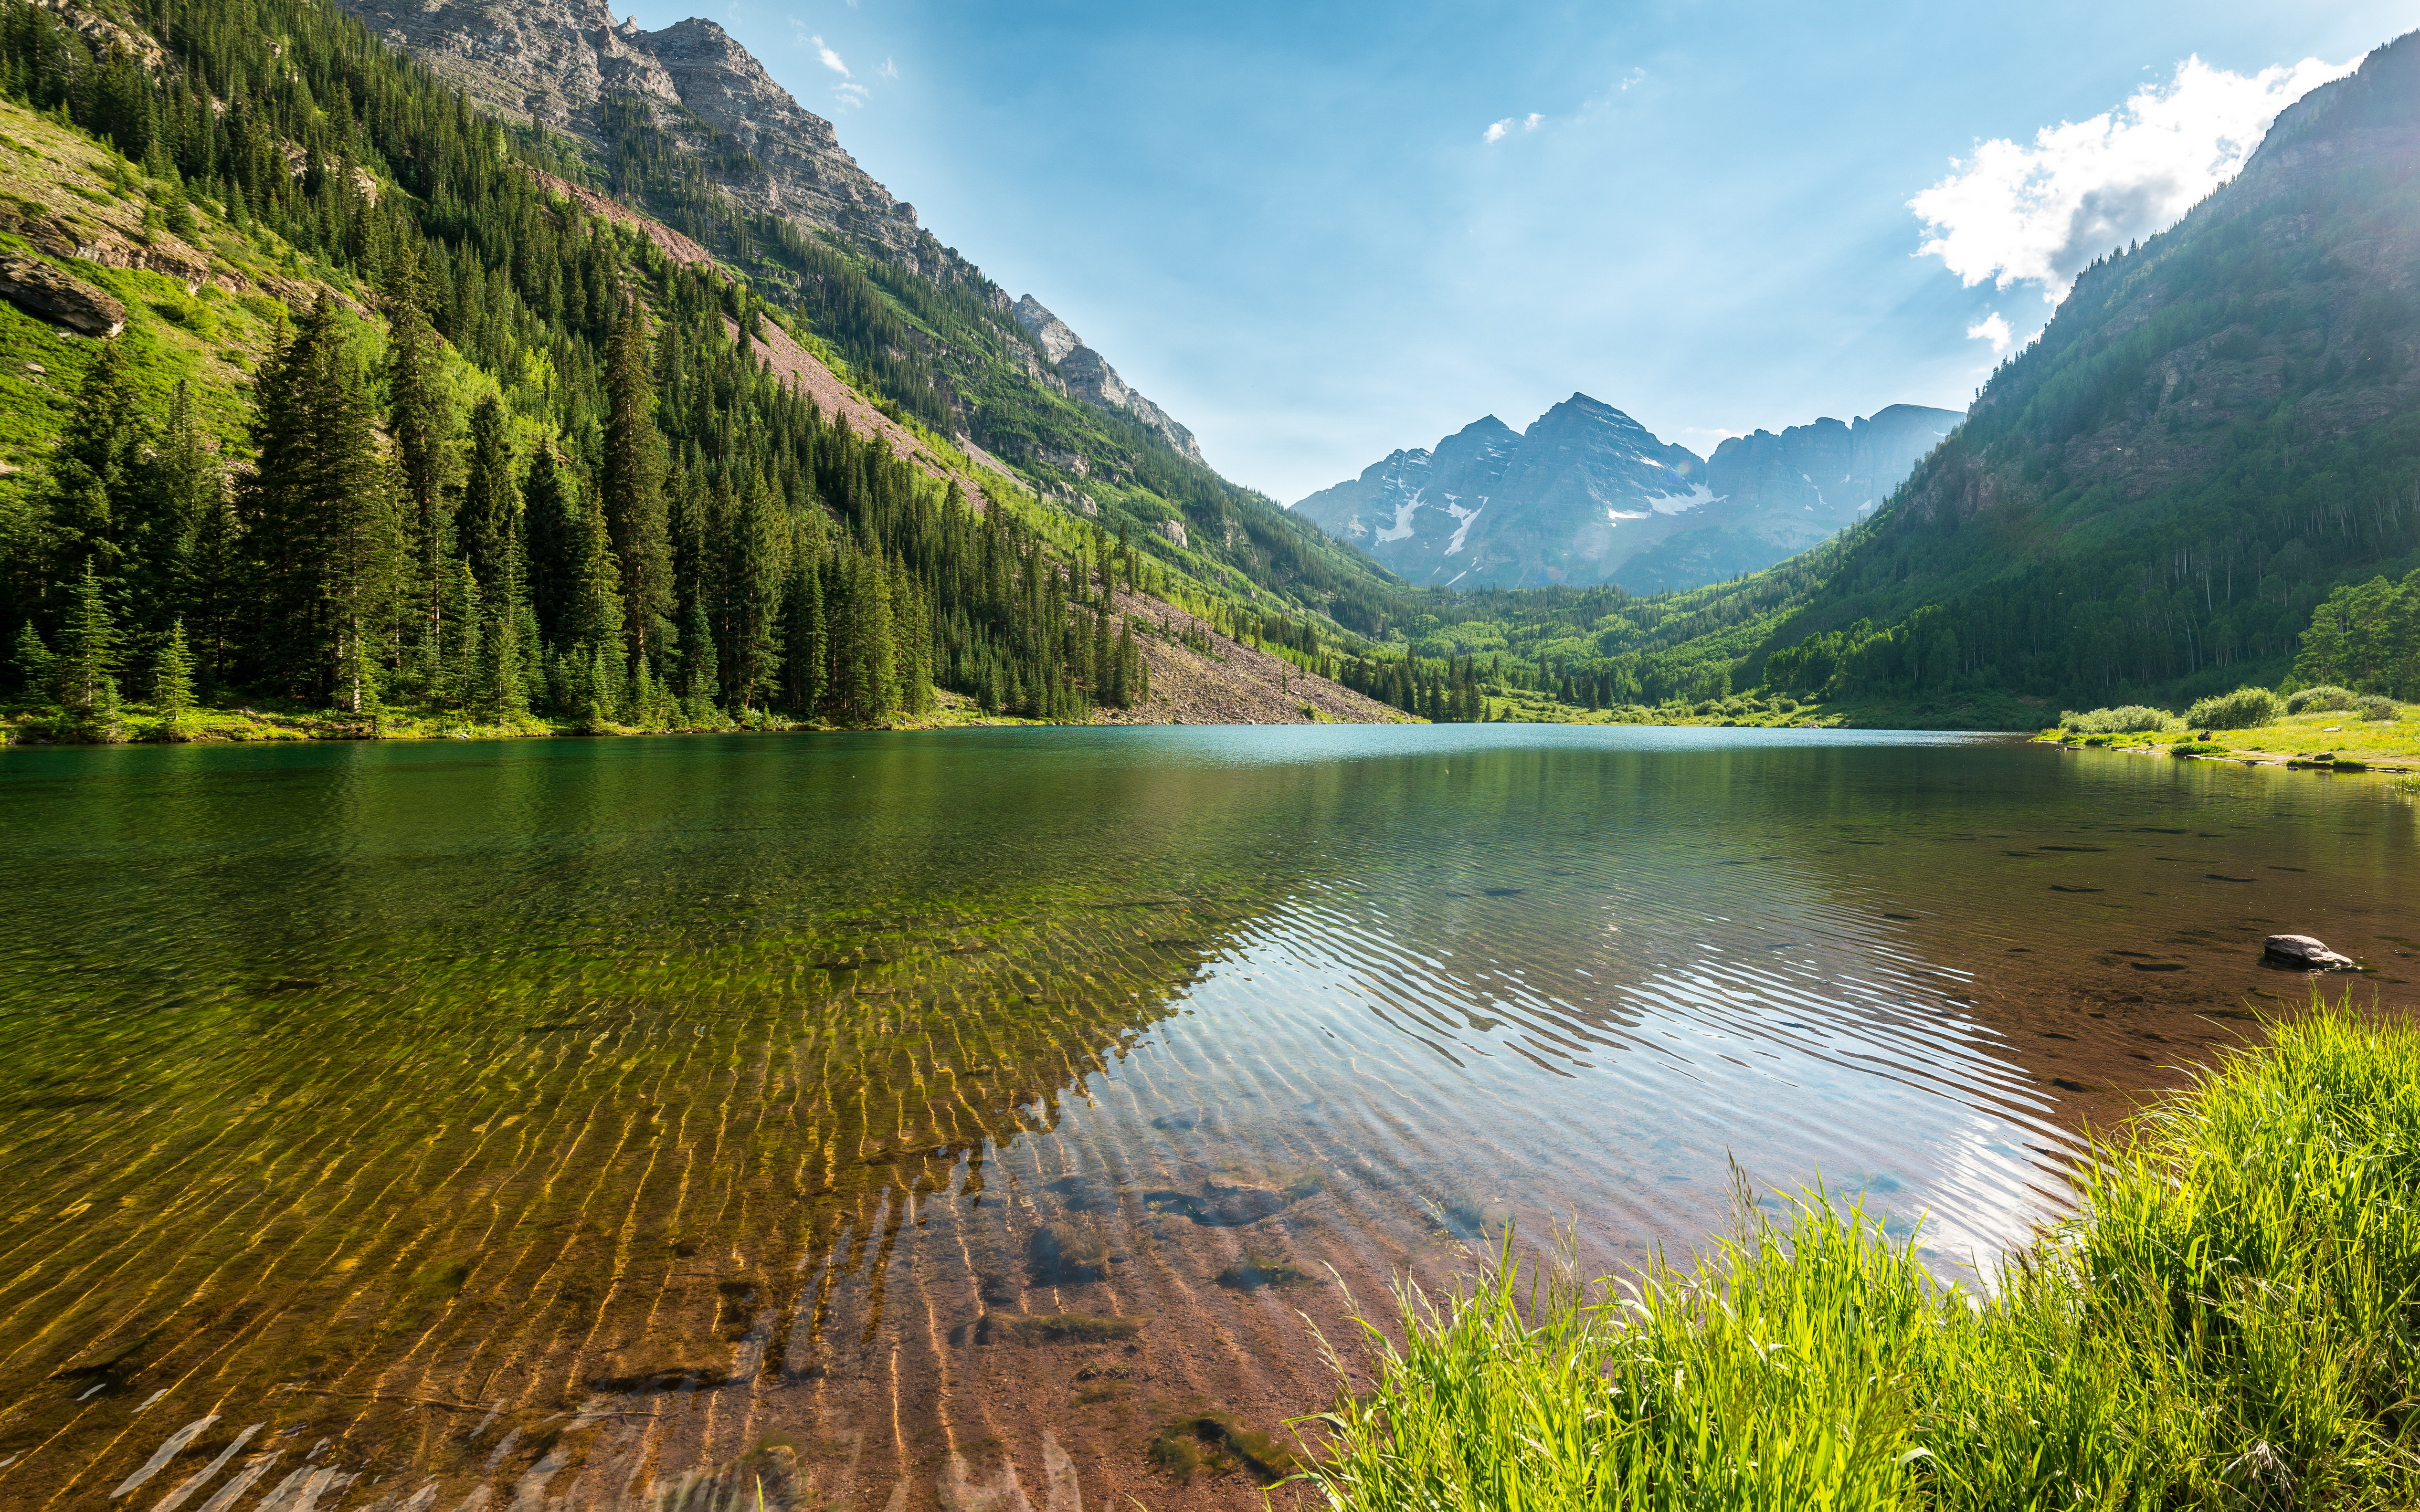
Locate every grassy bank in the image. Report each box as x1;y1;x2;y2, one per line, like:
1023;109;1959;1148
2040;689;2420;772
1305;996;2420;1510
0;688;1085;745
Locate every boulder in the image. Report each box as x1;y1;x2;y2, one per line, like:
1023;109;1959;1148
0;254;124;337
2264;934;2358;971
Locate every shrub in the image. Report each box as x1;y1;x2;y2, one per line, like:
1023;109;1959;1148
2357;695;2398;722
2059;704;2175;735
2183;686;2282;730
2286;684;2358;714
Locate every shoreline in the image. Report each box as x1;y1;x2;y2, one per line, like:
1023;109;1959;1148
2031;731;2420;776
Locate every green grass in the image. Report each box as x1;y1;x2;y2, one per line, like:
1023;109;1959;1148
1300;994;2420;1510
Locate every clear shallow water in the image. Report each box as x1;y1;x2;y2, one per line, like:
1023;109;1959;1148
1;725;2412;1511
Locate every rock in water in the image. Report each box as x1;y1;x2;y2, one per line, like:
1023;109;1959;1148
0;254;125;336
2264;934;2358;970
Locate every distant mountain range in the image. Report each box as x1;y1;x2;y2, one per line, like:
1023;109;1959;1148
1290;398;1960;592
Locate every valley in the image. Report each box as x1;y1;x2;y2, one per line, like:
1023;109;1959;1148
0;4;2417;1509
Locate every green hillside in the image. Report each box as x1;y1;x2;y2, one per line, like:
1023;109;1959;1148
1728;32;2420;718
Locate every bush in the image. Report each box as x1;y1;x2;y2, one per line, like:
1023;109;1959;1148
2060;704;2175;735
2358;695;2398;722
2286;684;2358;714
2183;686;2282;730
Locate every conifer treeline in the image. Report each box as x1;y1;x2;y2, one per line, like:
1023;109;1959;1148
0;0;1153;729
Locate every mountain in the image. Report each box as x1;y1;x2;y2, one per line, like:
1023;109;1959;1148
334;0;950;271
1734;31;2420;711
1291;396;1956;592
1620;406;1962;591
331;0;1399;630
1011;296;1203;462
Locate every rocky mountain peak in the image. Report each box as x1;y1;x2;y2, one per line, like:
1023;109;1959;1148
334;0;963;282
1293;394;1959;591
1011;296;1203;462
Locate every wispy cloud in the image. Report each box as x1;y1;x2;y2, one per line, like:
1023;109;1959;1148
878;57;898;80
1483;113;1543;144
1966;311;2014;355
1618;67;1645;92
810;33;850;78
1911;53;2353;303
833;81;868;109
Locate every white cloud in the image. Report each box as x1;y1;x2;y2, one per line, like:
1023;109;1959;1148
1618;67;1645;92
878;57;898;80
810;33;850;77
1966;312;2014;355
1484;118;1511;143
1911;53;2355;302
1484;113;1542;144
1523;112;1543;131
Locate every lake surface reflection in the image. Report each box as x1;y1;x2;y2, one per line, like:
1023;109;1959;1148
2;725;2411;1511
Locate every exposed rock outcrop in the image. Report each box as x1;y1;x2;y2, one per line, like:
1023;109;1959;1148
0;253;123;337
332;0;980;286
1011;295;1203;462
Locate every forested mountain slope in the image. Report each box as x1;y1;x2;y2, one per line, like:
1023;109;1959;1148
0;0;1412;741
327;0;1402;631
1744;30;2420;709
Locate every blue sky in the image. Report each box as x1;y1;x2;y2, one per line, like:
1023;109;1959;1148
620;0;2419;503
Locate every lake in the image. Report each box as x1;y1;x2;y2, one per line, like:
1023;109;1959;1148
1;725;2411;1511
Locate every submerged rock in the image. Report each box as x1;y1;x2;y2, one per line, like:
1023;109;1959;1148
2264;934;2358;971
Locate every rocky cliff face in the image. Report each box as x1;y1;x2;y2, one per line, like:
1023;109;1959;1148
1010;296;1202;462
333;0;971;284
1292;395;1953;590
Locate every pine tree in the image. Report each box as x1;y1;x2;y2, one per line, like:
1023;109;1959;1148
12;620;55;703
784;538;827;719
127;380;221;645
603;307;674;675
477;524;530;721
459;393;516;595
242;294;403;706
383;248;453;672
153;617;195;738
523;442;578;641
42;336;145;598
60;561;120;729
443;558;482;711
723;469;785;711
680;598;717;704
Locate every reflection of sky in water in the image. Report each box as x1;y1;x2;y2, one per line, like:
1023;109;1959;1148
1033;791;2076;1290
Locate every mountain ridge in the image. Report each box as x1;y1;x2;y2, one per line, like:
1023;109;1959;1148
1292;396;1958;593
1736;29;2420;709
1010;295;1202;463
